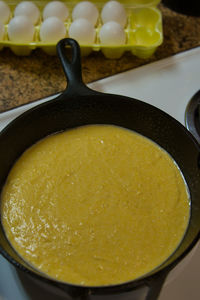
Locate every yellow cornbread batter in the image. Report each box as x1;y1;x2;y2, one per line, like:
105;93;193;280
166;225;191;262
1;125;190;286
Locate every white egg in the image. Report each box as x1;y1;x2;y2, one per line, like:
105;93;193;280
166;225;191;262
8;16;35;43
14;1;40;25
0;1;11;24
0;21;4;40
69;18;95;45
99;21;126;45
43;1;69;22
72;1;99;26
101;0;127;27
40;17;66;43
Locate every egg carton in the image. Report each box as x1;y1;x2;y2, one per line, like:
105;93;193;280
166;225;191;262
0;0;163;58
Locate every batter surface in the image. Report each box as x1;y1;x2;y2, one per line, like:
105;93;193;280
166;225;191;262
1;125;190;286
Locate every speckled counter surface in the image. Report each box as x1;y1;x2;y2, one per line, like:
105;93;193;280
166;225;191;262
0;4;200;112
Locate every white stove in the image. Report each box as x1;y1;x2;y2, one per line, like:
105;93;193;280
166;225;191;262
0;47;200;300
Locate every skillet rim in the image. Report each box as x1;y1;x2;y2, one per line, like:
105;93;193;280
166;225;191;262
0;91;200;294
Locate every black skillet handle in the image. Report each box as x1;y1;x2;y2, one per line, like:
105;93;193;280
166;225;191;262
57;38;98;97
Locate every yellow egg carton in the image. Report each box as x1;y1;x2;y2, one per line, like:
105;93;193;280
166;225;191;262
0;0;163;58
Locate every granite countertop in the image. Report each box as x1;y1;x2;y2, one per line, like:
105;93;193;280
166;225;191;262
0;3;200;112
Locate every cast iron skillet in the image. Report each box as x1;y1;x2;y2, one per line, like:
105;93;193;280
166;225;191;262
0;38;200;300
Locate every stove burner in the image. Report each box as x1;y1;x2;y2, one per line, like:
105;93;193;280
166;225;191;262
185;90;200;145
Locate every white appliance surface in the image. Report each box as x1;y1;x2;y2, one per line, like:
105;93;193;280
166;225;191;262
0;47;200;300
